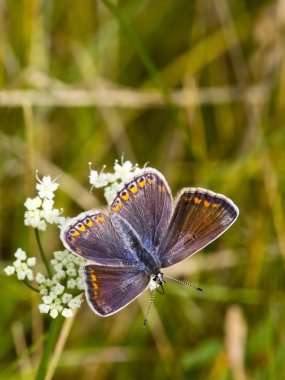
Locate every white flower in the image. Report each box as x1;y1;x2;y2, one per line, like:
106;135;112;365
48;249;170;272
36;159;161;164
17;271;26;280
42;198;54;210
4;266;15;276
41;207;62;224
42;295;54;305
55;270;66;280
62;308;73;318
67;279;77;289
50;308;59;319
13;259;22;269
51;283;65;296
39;304;50;314
27;257;36;267
76;277;85;290
54;251;64;261
66;267;76;277
68;297;82;309
24;197;42;211
24;209;47;231
36;174;59;199
62;293;73;304
14;248;27;261
104;183;119;204
26;269;34;281
89;170;113;188
114;159;137;181
35;273;46;284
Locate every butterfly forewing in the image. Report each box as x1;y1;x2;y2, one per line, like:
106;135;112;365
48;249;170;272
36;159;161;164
110;169;173;251
85;264;149;316
60;210;140;267
159;188;239;267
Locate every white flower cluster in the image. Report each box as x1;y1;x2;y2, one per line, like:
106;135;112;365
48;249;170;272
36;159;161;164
37;250;84;319
24;174;65;231
4;248;85;319
4;248;36;280
89;158;141;203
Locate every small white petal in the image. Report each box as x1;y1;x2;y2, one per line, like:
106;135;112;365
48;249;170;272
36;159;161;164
89;170;99;185
35;273;46;284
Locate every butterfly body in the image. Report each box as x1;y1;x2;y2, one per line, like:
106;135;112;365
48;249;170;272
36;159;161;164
61;168;239;317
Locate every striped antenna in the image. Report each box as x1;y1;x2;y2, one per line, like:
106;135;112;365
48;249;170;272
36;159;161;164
163;274;203;292
143;289;157;327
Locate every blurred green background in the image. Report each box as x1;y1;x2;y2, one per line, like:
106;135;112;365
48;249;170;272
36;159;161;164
1;0;285;379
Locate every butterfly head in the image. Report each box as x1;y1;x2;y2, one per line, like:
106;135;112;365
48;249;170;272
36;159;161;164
148;271;165;293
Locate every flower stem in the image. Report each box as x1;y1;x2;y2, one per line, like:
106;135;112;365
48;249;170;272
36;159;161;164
35;316;63;380
35;229;53;278
23;279;39;292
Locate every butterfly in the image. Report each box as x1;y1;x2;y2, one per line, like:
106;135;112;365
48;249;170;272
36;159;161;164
60;168;239;318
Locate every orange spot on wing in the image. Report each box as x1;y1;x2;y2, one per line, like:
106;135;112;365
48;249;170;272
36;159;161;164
138;179;146;188
86;219;93;227
95;214;105;223
71;230;80;236
158;185;165;192
129;185;138;194
204;200;210;207
121;192;130;201
193;197;202;204
78;224;86;232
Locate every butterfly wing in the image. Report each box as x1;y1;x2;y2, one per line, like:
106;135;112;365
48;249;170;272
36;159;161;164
110;168;173;251
85;264;149;316
60;210;142;266
159;188;239;267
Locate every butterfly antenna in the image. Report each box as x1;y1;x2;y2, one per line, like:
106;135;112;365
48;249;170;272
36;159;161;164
163;274;203;292
143;289;157;327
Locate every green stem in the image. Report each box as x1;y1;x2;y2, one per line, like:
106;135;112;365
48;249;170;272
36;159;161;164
35;317;63;380
23;279;39;292
35;229;52;278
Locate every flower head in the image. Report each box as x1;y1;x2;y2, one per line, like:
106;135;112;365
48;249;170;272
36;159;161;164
89;158;141;204
36;173;59;199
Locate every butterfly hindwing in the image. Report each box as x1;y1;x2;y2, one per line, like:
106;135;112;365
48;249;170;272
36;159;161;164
110;169;173;251
159;188;239;267
85;264;149;316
